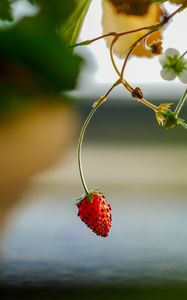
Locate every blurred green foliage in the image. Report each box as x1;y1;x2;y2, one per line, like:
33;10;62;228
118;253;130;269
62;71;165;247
0;0;92;115
0;0;12;21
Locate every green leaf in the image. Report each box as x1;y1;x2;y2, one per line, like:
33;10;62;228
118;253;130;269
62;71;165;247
36;0;75;26
26;0;77;28
0;0;86;116
0;16;82;92
60;0;92;46
0;0;13;21
0;1;83;116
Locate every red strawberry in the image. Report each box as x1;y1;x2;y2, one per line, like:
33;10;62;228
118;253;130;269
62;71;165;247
77;192;112;237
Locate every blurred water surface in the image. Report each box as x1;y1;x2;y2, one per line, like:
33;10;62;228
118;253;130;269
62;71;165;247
1;181;187;288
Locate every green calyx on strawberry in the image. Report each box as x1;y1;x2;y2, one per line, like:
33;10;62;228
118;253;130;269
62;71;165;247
77;191;112;237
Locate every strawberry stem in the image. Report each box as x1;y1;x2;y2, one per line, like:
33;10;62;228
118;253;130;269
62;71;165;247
120;29;156;80
71;4;186;49
174;88;187;117
174;49;187;67
109;33;160;112
78;80;120;195
78;104;98;194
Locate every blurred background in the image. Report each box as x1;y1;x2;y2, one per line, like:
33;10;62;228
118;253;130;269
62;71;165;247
1;1;187;299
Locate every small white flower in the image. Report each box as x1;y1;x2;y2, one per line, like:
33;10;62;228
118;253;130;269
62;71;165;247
179;69;187;84
159;48;187;84
160;68;176;81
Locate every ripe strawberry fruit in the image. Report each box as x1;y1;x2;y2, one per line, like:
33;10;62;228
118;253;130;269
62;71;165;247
77;192;112;237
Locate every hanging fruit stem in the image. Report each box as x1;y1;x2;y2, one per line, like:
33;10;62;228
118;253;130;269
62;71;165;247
174;88;187;117
78;80;121;194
